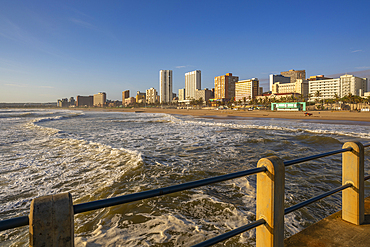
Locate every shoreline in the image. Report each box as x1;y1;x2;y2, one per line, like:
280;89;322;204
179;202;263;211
71;107;370;123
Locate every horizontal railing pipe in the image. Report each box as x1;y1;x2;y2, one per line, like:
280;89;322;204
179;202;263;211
74;167;267;214
0;216;29;232
191;219;266;247
285;183;353;215
284;147;353;167
363;143;370;148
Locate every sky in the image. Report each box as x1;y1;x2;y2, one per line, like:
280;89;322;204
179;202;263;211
1;0;370;103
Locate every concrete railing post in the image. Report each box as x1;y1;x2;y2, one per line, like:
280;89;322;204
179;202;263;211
29;192;74;247
342;142;364;225
256;156;285;247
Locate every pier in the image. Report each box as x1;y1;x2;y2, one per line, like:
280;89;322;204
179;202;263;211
285;196;370;246
1;141;370;246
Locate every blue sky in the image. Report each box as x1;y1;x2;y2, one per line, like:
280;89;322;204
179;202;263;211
1;0;370;102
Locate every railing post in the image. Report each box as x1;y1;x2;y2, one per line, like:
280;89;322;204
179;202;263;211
256;156;285;247
342;142;364;225
29;192;74;247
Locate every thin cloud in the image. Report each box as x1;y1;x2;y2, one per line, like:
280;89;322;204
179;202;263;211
38;86;54;89
175;65;194;69
351;50;362;53
355;66;370;70
4;83;28;88
68;18;97;30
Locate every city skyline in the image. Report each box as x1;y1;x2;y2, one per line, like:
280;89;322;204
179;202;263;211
1;1;370;102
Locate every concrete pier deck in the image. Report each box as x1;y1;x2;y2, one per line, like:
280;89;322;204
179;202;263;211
285;196;370;246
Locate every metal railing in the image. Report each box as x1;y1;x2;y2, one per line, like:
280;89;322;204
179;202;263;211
0;141;369;247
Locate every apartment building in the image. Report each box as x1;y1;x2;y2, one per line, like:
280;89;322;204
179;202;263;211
159;70;173;103
214;73;239;100
185;70;201;100
146;88;157;104
235;78;259;101
178;88;185;102
195;88;213;102
122;90;130;103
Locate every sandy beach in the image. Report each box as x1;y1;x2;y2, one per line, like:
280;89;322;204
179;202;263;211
76;107;370;123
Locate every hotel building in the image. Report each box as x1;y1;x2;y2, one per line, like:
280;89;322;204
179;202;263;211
235;78;259;101
93;92;106;107
269;69;306;92
76;95;93;107
146;88;157;104
159;70;173;103
272;79;309;97
214;73;239;100
178;88;186;102
309;74;368;101
185;70;201;100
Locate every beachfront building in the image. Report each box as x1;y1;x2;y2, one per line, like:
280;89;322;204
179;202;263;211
159;70;173;103
195;88;213;103
214;73;239;101
309;78;340;101
122;90;130;103
340;74;367;97
272;79;309;98
308;74;367;101
146;88;157;104
235;78;259;102
124;97;135;106
178;88;186;102
281;69;306;84
76;95;93;107
185;70;201;100
269;69;306;92
93;92;106;107
57;98;69;107
269;74;290;92
136;91;146;103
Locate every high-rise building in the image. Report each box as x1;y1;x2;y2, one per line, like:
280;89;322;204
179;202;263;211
76;95;93;107
214;73;239;100
269;69;305;92
122;90;130;103
146;88;157;104
178;88;186;102
281;69;306;83
159;70;173;103
340;74;367;97
235;78;259;102
269;74;291;92
185;70;201;100
93;92;106;107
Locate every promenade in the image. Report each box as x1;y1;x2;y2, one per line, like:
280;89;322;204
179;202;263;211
285;196;370;246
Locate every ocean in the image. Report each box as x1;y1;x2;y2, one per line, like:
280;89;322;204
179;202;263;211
1;109;370;246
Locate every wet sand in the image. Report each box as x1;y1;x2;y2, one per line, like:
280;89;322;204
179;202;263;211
77;107;370;123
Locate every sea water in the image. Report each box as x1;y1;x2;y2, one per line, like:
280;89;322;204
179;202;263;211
1;109;370;246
